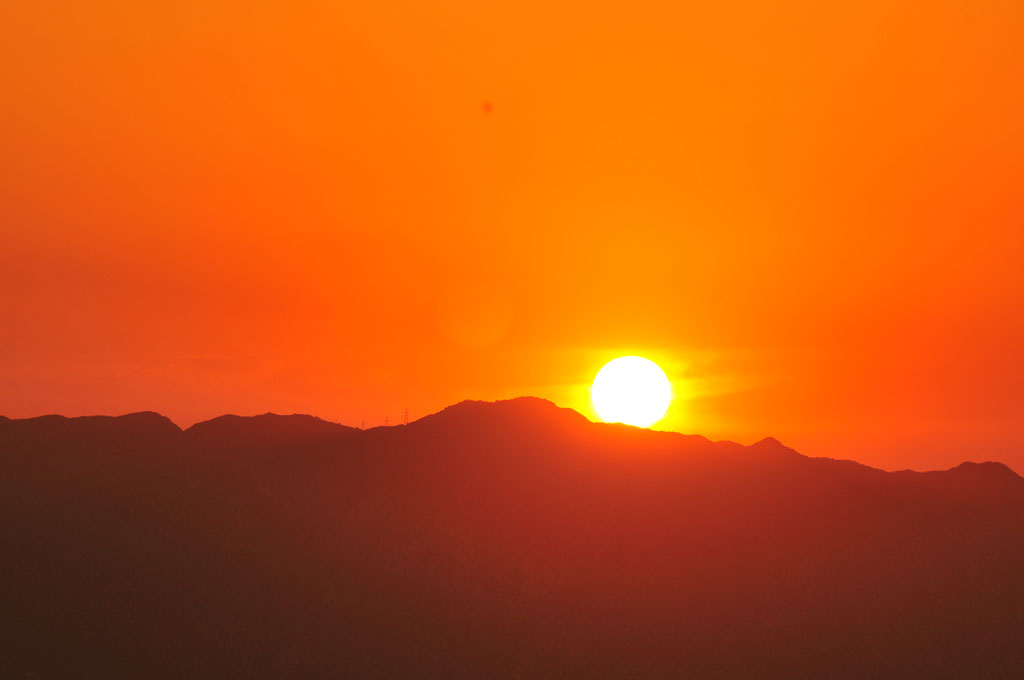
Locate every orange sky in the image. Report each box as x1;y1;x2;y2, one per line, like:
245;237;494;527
2;0;1023;471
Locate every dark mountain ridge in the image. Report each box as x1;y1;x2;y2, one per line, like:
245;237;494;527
2;398;1023;679
8;397;1014;477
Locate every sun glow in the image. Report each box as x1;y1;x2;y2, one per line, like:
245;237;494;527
591;356;672;428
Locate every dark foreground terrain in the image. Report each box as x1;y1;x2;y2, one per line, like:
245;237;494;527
2;398;1023;678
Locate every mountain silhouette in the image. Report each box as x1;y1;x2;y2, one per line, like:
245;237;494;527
2;398;1023;679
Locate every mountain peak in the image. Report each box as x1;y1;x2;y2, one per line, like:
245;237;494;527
114;411;182;431
747;435;804;458
438;396;564;413
412;397;591;432
0;411;181;439
185;412;358;448
948;460;1022;482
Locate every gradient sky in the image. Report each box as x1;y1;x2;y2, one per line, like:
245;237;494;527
2;0;1022;471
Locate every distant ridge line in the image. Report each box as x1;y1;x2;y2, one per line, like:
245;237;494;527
0;398;1020;478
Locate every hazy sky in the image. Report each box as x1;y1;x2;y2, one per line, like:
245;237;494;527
2;0;1022;471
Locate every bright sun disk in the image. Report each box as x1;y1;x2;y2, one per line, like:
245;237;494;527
591;356;672;428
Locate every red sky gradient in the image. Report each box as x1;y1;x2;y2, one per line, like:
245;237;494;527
2;1;1022;472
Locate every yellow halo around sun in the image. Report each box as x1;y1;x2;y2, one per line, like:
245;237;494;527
591;356;672;428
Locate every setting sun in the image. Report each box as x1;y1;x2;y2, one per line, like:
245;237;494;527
591;356;672;428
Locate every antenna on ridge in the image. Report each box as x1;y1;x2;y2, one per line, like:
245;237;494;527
404;407;409;425
385;415;389;427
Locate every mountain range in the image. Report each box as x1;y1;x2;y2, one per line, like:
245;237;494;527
2;397;1023;678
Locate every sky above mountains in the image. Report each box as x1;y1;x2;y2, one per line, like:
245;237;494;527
2;0;1023;471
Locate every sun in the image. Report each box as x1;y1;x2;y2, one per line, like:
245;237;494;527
591;356;672;428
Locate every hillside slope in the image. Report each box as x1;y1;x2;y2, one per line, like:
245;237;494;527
2;398;1023;679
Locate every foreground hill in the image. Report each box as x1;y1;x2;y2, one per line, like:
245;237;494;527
2;398;1023;679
